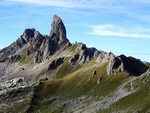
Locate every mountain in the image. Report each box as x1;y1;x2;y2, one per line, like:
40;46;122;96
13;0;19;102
0;15;149;113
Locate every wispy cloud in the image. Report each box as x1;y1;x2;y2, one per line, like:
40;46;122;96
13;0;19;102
0;0;149;11
88;24;150;39
0;0;135;9
0;0;149;17
1;0;95;8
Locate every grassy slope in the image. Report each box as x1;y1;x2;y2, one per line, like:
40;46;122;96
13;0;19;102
98;72;150;113
29;59;132;113
29;64;150;113
11;45;150;113
33;68;46;82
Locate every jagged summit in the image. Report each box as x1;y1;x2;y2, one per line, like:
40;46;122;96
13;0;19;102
16;28;43;48
50;15;69;45
0;15;71;63
22;28;35;42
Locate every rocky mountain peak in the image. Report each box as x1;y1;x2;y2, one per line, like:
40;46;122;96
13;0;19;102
16;28;43;48
22;28;35;42
53;15;62;23
49;15;69;45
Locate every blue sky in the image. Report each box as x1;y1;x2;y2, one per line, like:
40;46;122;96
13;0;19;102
0;0;150;62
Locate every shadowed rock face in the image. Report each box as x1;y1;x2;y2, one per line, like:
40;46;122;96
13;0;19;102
47;57;64;71
119;55;148;76
107;53;148;76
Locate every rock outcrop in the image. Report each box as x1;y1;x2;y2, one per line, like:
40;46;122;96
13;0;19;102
107;53;148;76
69;43;100;64
107;53;124;75
9;55;22;62
119;55;148;76
47;57;64;71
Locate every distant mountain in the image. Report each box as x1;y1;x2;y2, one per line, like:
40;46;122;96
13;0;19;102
143;61;149;64
0;15;149;113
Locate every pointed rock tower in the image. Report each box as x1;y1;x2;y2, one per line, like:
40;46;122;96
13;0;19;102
49;15;69;46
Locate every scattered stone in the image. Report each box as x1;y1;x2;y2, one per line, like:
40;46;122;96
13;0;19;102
97;77;102;85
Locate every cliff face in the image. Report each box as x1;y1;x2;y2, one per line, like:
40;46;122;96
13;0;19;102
0;15;149;113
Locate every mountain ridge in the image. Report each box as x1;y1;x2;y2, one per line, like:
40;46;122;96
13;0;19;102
0;15;149;113
0;15;148;76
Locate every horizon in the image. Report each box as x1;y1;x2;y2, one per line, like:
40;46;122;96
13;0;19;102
0;0;150;62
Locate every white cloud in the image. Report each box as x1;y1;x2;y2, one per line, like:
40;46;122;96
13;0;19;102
1;0;150;9
1;0;96;8
88;24;150;39
0;0;130;9
0;0;148;17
